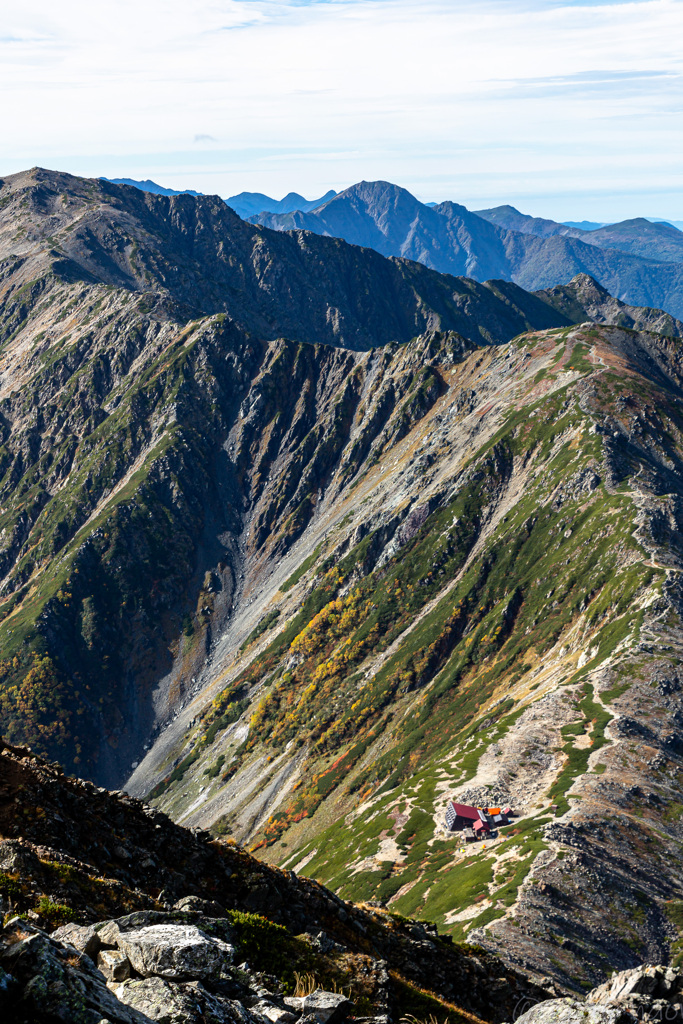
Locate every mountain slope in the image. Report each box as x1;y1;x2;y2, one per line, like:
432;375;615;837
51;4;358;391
476;207;683;264
253;181;513;280
255;182;683;318
130;319;683;992
585;218;683;264
473;205;574;239
0;168;580;786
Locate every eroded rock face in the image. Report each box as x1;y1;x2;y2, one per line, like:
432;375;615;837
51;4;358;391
586;965;683;1020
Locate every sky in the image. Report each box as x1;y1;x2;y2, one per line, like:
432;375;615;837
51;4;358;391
2;0;683;221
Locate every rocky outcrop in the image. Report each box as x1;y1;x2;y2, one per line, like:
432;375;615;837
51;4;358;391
515;965;683;1024
0;911;349;1024
535;274;683;338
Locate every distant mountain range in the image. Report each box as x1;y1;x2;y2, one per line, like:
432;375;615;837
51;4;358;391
253;181;683;319
101;176;204;197
103;176;337;219
102;176;683;318
474;204;683;262
224;188;337;219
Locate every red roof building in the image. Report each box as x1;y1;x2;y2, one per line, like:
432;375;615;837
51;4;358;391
451;803;480;820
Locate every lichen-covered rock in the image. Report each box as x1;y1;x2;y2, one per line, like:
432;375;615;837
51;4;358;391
116;923;234;980
284;990;353;1024
514;997;634;1024
113;976;261;1024
0;929;145;1024
113;976;204;1023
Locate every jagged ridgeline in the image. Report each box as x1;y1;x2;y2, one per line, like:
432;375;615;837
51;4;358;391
0;167;572;783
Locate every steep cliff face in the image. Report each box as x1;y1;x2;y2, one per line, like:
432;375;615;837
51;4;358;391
135;321;683;992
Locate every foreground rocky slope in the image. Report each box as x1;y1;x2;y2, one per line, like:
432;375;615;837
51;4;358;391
0;738;548;1023
134;320;683;992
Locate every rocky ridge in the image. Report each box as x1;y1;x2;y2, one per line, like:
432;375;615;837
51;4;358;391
535;274;683;338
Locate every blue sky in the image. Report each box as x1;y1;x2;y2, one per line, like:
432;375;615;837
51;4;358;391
2;0;682;221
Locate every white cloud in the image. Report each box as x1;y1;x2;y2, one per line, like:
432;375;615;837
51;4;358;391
2;0;683;219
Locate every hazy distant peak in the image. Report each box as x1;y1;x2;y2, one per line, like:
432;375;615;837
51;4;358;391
225;188;337;219
562;220;607;230
101;177;203;197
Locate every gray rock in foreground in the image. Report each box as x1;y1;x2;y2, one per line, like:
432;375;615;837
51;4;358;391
516;965;683;1024
514;998;634;1024
116;923;233;980
0;911;369;1024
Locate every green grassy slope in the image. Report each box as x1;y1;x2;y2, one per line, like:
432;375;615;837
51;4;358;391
150;322;683;988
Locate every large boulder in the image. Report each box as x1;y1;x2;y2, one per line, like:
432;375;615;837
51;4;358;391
514;997;634;1024
116;923;234;980
284;990;353;1024
113;976;207;1023
114;976;262;1024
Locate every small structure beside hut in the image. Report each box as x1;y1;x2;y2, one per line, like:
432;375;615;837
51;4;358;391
445;800;514;840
